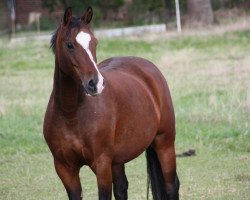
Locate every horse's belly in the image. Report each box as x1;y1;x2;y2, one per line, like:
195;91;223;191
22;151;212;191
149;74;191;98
113;129;157;164
113;114;158;164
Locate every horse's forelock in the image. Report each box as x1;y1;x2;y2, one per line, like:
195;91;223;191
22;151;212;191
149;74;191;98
50;17;82;54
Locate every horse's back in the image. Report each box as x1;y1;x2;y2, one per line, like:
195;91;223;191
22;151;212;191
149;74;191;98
99;56;164;81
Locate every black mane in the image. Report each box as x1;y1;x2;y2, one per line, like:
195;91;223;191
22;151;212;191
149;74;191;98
50;17;82;54
50;28;59;54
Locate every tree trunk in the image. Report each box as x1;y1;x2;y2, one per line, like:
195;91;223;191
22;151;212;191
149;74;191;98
186;0;214;26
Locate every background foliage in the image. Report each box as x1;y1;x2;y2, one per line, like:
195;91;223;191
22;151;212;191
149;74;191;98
40;0;250;29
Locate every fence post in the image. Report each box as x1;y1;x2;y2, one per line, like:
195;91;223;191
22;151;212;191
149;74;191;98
175;0;181;32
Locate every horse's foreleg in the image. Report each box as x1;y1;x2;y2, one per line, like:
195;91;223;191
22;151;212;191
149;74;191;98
112;164;128;200
54;159;82;200
94;157;113;200
153;135;180;200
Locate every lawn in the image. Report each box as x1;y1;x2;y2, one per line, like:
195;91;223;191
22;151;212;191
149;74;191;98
0;26;249;199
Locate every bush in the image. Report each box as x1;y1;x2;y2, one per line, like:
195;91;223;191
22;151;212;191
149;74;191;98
40;16;57;30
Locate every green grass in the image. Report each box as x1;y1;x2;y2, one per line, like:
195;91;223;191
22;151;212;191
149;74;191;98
0;28;250;199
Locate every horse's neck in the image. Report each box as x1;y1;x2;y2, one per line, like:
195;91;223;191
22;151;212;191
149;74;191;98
53;62;83;114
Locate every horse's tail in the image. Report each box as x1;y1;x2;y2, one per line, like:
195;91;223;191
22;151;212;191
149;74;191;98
146;145;166;200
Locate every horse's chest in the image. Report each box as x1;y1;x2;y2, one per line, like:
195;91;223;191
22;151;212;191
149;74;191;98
48;119;91;166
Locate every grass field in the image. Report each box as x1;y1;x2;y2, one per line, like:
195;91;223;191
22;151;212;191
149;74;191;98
0;26;250;199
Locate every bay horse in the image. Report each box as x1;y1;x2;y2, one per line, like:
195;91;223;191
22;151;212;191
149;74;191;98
43;6;179;200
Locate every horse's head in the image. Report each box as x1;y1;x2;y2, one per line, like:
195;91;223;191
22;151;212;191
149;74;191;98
52;7;104;96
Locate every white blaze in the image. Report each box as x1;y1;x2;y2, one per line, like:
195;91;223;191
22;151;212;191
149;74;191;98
75;31;104;94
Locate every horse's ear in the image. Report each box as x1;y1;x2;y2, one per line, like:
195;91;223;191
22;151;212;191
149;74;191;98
63;7;72;26
81;6;93;24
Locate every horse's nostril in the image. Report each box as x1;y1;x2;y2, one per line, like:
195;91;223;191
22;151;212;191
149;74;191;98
87;79;97;93
88;79;95;88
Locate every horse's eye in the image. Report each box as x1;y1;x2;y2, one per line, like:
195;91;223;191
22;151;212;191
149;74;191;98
66;42;74;50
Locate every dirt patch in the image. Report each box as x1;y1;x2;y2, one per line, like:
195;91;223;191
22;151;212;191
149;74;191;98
235;174;250;182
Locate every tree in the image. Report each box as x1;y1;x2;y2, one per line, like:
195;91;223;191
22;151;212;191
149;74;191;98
42;0;124;26
186;0;214;26
127;0;165;25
